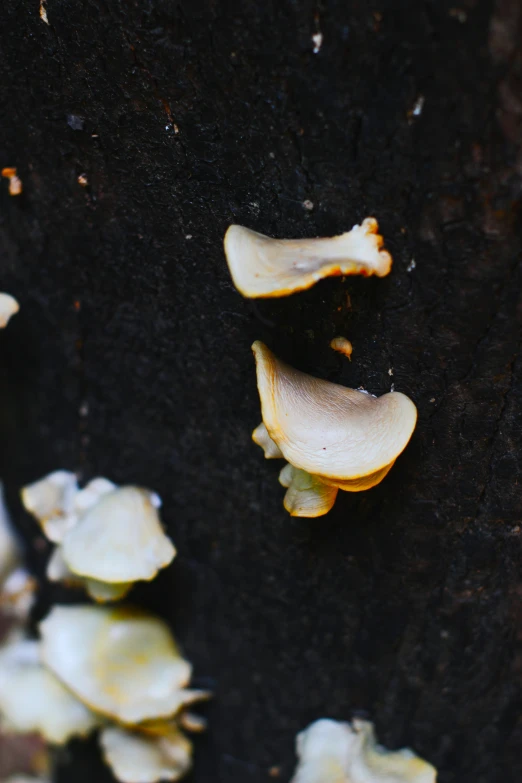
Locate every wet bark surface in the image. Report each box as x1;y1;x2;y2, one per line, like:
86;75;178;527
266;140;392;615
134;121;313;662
1;0;522;781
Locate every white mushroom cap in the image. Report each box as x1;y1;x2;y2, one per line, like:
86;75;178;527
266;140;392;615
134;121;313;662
21;471;79;543
253;342;417;483
61;486;175;583
279;464;338;518
0;293;19;328
291;719;436;783
39;605;198;724
99;725;192;783
224;218;392;298
47;547;132;603
0;637;101;744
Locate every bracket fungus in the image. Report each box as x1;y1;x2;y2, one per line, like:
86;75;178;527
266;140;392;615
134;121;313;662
99;724;193;783
291;719;436;783
224;218;392;298
0;636;101;744
252;341;417;517
39;605;210;725
21;473;176;602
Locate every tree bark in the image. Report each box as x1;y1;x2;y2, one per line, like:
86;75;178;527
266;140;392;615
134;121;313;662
1;1;522;781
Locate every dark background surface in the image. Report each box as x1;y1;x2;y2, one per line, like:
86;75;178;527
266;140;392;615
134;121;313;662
1;0;522;781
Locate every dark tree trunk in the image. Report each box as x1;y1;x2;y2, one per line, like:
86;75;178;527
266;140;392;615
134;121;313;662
1;1;522;781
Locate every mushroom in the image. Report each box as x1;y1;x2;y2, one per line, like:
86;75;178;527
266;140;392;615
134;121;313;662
99;724;193;783
39;605;210;725
252;341;417;516
224;218;392;298
21;473;116;544
330;337;353;360
22;475;176;601
46;546;132;603
291;719;436;783
0;294;19;328
60;486;175;585
0;636;101;745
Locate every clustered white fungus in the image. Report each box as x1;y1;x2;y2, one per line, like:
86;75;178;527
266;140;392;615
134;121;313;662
21;473;176;602
0;478;207;783
0;603;208;783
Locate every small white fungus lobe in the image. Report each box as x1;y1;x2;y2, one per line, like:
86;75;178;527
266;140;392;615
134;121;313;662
291;718;437;783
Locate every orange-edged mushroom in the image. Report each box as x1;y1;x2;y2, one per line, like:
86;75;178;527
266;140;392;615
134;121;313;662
224;218;391;298
252;341;417;517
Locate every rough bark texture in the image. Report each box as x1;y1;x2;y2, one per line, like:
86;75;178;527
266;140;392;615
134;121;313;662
1;1;522;781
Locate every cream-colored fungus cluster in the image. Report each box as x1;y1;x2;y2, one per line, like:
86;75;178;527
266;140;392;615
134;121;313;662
21;473;176;602
0;605;208;783
291;719;436;783
224;218;392;298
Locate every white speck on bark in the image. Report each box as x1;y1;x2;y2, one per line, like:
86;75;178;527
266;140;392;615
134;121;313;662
312;33;323;53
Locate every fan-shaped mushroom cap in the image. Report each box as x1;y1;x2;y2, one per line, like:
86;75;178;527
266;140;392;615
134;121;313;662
279;464;338;517
99;725;192;783
0;293;19;328
39;606;200;724
291;719;436;783
224;218;392;298
0;637;101;744
253;342;417;483
61;487;175;583
47;547;132;603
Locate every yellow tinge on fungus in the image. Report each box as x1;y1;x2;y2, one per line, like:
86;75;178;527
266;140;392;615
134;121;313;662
0;636;101;745
224;218;392;298
252;341;417;517
21;474;176;602
39;605;210;725
291;719;437;783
